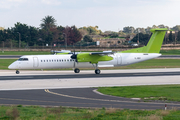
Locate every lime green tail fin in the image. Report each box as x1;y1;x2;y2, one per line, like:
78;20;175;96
122;28;168;53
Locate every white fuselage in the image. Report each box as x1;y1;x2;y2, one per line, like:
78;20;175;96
8;53;161;70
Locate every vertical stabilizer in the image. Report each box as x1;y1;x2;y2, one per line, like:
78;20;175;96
121;28;168;53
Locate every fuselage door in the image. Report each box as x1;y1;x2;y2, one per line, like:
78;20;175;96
117;54;121;65
33;57;39;68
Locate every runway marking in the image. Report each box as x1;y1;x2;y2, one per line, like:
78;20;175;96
44;89;180;107
0;97;162;109
45;89;132;103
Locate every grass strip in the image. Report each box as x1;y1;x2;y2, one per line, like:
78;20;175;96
0;59;17;69
0;105;179;119
160;49;180;55
98;85;180;102
0;49;179;55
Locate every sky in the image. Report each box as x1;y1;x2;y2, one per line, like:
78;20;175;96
0;0;180;32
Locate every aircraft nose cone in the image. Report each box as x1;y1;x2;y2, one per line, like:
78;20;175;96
8;64;13;69
8;62;17;69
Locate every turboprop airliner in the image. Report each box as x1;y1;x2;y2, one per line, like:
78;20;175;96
8;28;168;74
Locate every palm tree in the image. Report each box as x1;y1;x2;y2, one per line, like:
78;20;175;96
40;15;57;30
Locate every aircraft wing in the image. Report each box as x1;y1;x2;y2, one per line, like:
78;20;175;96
89;51;114;55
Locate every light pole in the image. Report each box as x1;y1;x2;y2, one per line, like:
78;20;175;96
137;29;139;44
17;32;21;49
2;41;4;53
63;33;67;49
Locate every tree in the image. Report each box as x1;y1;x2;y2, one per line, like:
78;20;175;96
83;35;93;42
110;32;119;38
158;24;169;29
63;26;82;45
123;26;135;33
40;15;56;30
79;29;88;37
168;31;173;43
79;26;102;35
39;16;58;45
56;26;65;44
28;26;39;46
0;27;4;30
131;33;151;45
152;25;158;28
11;22;39;47
171;25;180;31
177;31;180;43
134;28;146;34
145;27;152;34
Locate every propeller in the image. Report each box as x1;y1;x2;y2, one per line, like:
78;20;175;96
71;50;77;59
71;50;78;68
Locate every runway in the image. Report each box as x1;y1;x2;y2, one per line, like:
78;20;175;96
0;68;180;109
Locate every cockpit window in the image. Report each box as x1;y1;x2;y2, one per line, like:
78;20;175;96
18;58;28;61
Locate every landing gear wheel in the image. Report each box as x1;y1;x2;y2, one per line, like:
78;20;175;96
16;70;20;74
95;69;100;74
74;68;80;73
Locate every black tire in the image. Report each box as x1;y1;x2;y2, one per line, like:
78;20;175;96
95;69;100;74
16;70;20;74
74;68;80;73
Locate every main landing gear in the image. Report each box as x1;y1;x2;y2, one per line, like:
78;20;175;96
74;68;80;73
73;63;101;74
95;69;100;74
16;70;20;74
94;63;100;74
74;68;101;74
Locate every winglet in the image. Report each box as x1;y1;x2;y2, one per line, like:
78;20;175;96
121;28;168;53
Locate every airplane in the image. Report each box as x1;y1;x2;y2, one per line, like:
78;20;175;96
8;28;168;74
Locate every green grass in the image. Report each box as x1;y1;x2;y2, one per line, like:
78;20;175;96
1;59;180;70
0;59;17;69
0;49;179;55
98;85;180;102
160;49;180;55
121;59;180;69
0;105;180;119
